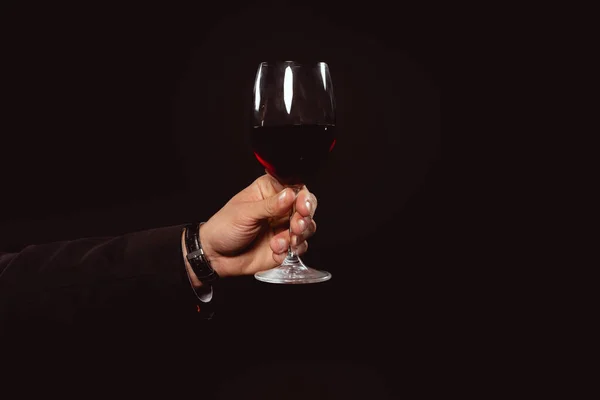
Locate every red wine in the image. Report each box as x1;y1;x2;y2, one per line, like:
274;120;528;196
250;125;336;186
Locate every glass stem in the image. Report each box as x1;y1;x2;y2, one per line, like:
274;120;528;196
286;186;301;261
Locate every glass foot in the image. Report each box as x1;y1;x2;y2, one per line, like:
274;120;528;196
255;257;331;284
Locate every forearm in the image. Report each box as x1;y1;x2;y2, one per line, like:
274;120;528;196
0;225;194;328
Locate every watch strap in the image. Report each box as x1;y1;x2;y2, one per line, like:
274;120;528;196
184;222;219;284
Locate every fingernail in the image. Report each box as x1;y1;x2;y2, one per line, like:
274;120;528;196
278;189;288;203
305;200;312;213
291;235;298;247
298;218;306;230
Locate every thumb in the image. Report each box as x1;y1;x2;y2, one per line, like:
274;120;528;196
248;188;295;220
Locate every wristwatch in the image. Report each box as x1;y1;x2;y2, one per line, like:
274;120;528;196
183;222;219;285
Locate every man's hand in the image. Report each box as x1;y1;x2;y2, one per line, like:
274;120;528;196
187;174;318;283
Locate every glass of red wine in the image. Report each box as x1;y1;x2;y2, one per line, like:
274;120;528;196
250;61;336;284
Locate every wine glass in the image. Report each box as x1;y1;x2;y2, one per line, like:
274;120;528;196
250;61;336;284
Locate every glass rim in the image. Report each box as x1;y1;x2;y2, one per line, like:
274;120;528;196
259;61;329;67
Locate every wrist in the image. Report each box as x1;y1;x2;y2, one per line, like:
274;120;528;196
181;223;224;288
198;222;224;277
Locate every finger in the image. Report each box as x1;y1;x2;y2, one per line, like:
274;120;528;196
270;214;290;229
290;212;318;236
272;240;308;264
271;230;290;265
270;231;290;254
295;188;318;219
247;187;295;220
254;229;288;272
294;240;309;256
272;251;286;265
290;219;317;247
290;212;307;236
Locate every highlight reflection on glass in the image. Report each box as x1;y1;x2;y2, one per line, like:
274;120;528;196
254;66;262;113
284;66;293;114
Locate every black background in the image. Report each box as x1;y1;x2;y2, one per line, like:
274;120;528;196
1;1;440;398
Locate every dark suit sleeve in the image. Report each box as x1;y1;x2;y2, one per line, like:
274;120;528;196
0;224;202;335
